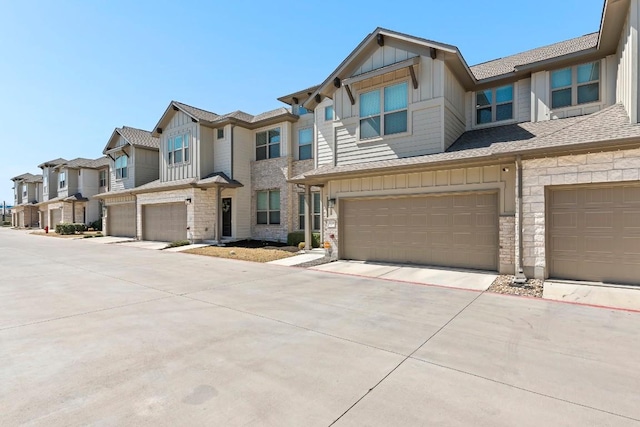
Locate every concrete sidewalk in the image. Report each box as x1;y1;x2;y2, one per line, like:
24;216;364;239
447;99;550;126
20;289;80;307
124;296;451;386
267;249;326;266
311;260;497;291
544;281;640;311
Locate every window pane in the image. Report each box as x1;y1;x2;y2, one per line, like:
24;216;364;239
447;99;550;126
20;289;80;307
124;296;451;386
551;68;571;89
269;128;280;144
122;168;127;178
298;194;305;215
299;215;305;230
257;212;267;224
476;107;492;124
313;215;320;231
168;138;173;152
269;143;280;158
496;85;513;103
184;147;189;162
384;110;407;135
256;146;267;161
577;62;599;83
256;132;267;147
496;103;513;121
325;106;333;121
269;191;280;210
299;128;313;144
299;144;312;160
174;150;182;163
359;90;380;116
257;192;268;210
313;193;320;213
551;88;572;108
183;134;189;147
476;90;491;107
384;82;407;112
297;106;308;115
217;128;224;139
122;156;127;167
174;135;183;149
269;211;281;224
360;117;380;139
577;83;599;104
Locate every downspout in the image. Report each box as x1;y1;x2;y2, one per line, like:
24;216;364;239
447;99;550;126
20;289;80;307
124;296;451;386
514;155;527;284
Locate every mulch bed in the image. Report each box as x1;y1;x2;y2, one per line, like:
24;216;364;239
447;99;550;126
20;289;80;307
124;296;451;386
487;275;544;298
224;239;299;253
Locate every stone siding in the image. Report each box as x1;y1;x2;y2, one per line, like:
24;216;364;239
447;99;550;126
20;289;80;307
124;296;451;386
499;215;515;274
521;148;640;279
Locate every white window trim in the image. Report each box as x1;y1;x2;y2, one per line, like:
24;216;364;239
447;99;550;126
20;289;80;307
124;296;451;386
297;127;314;161
167;132;191;167
115;155;128;180
256;190;281;225
255;127;281;161
59;171;66;189
99;170;107;187
550;60;601;110
472;83;519;130
356;78;412;142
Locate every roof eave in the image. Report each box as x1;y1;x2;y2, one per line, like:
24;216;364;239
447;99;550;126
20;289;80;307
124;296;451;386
597;0;631;53
151;101;199;137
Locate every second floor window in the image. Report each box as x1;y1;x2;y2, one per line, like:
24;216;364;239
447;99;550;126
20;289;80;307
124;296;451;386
256;128;280;160
168;134;190;165
325;105;334;121
476;85;513;125
551;61;600;109
217;128;224;139
115;156;128;179
22;184;27;197
99;170;107;187
299;192;321;230
59;172;66;189
298;128;313;160
257;190;280;224
360;82;408;139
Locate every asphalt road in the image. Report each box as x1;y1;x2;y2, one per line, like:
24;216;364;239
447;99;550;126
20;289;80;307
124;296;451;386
1;228;639;426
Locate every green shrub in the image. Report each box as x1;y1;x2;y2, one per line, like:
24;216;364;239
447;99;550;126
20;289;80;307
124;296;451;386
90;219;102;231
287;231;321;248
55;223;87;235
165;240;191;249
2;221;10;226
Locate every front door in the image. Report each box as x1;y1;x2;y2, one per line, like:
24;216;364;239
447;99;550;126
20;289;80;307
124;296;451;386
222;198;232;237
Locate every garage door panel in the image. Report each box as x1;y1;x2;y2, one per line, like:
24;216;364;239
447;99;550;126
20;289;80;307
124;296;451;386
142;203;187;242
107;203;136;237
549;183;640;285
342;192;498;271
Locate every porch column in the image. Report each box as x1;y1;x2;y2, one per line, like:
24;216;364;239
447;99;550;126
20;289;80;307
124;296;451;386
304;185;311;250
216;186;222;243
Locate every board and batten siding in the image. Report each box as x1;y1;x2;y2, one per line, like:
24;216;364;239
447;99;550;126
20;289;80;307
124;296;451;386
160;111;199;182
315;98;334;167
134;148;160;187
213;124;231;177
616;2;639;123
517;78;531;122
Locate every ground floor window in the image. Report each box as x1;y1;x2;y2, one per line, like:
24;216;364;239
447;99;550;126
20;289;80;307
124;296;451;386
299;192;320;230
257;190;280;224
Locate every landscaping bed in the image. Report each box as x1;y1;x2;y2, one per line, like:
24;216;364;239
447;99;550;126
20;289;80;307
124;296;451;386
30;231;103;239
487;275;544;298
185;240;298;263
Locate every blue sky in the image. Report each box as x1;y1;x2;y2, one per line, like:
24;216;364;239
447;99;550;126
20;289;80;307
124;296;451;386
0;0;604;204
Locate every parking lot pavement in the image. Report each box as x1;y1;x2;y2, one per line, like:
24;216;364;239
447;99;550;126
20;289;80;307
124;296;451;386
1;228;639;426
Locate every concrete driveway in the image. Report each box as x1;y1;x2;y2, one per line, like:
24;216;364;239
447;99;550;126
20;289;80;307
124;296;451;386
1;228;639;426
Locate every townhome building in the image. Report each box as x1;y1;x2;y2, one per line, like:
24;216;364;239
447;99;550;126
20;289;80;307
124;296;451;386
93;126;160;237
291;0;640;285
10;173;43;227
130;101;316;243
37;157;109;228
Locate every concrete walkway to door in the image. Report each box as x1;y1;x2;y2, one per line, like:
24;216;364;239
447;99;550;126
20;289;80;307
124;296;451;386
311;261;498;291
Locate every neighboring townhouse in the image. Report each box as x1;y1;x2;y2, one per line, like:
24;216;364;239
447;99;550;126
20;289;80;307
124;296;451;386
38;157;110;228
131;100;313;243
93;126;160;237
291;0;640;285
10;173;43;227
36;158;67;229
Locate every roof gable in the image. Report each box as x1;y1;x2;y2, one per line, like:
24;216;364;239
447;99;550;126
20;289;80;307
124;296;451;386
152;101;219;137
104;126;159;153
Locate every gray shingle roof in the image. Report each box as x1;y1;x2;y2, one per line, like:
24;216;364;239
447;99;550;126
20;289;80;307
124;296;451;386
59;157;109;170
117;126;159;149
25;174;43;183
11;172;36;182
198;172;243;187
292;104;640;181
173;101;220;122
470;33;599;80
37;158;67;168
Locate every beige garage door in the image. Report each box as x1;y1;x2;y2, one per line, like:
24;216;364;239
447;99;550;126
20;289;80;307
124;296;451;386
548;183;640;285
107;203;136;237
142;203;187;242
50;209;61;227
342;192;499;271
